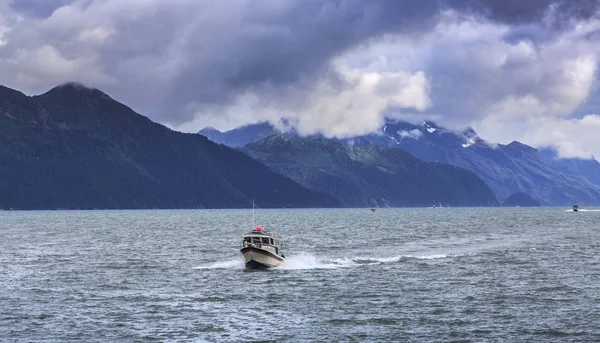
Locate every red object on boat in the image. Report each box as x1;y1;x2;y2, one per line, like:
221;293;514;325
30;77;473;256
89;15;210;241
256;227;264;231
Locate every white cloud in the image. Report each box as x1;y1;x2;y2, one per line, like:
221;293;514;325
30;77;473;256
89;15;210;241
530;115;600;159
179;60;431;137
77;26;112;43
0;26;8;47
337;13;600;158
476;115;600;159
0;1;15;47
430;15;598;124
398;129;423;140
0;1;599;160
5;44;115;88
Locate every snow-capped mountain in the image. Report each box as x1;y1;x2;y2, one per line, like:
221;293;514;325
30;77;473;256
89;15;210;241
198;119;600;206
340;120;600;205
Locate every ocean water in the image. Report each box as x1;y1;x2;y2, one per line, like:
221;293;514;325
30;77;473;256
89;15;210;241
1;207;599;342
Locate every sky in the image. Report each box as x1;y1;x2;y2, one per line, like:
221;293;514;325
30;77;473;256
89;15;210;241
1;0;600;158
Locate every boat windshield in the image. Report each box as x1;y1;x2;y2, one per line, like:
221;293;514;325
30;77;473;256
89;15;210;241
242;235;278;247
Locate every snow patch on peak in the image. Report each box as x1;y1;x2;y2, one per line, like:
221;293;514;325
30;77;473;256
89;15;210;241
422;120;444;134
387;134;400;144
461;137;476;148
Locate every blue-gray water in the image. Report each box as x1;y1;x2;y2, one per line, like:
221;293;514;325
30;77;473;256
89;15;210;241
1;208;599;342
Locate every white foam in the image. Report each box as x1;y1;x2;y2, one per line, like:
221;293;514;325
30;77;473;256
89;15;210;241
281;253;408;269
406;254;449;260
352;254;449;262
194;253;451;271
279;253;348;270
194;259;244;270
356;255;402;263
282;253;451;269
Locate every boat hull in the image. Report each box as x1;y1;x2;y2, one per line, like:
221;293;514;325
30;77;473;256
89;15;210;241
240;247;284;269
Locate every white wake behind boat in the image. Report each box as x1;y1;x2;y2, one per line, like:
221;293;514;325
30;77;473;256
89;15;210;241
240;227;285;269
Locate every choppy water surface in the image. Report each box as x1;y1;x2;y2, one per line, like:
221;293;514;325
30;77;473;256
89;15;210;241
1;208;599;342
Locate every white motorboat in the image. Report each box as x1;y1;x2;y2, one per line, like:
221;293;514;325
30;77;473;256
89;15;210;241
240;227;285;269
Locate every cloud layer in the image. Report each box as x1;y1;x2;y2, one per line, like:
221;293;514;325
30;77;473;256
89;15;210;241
1;0;600;157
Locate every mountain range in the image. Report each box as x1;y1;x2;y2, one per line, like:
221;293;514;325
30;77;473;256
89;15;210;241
242;135;499;207
0;83;506;209
0;83;339;210
538;148;600;188
4;81;594;209
200;121;600;206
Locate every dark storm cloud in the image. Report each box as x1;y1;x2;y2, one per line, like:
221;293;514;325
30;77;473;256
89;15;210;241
501;25;555;45
9;0;79;18
157;0;443;122
443;0;600;47
445;0;600;26
158;0;600;123
2;0;599;143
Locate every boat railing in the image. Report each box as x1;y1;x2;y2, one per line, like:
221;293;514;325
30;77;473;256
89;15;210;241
242;241;280;249
243;241;260;248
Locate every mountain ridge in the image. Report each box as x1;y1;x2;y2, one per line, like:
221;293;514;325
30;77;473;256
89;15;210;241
201;120;600;206
0;83;339;210
242;134;499;207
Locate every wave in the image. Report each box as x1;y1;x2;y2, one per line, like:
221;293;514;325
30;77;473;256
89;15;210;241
404;253;450;260
194;252;451;270
279;252;347;270
194;260;245;270
328;254;450;266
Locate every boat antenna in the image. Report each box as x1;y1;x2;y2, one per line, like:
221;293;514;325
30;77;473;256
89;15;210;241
252;198;255;229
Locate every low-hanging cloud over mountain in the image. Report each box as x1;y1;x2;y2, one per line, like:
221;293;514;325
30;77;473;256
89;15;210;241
1;0;600;158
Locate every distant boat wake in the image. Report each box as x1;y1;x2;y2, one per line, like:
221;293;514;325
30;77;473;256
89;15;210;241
565;209;600;212
194;252;451;270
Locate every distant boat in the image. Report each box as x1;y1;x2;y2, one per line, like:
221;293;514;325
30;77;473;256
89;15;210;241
370;207;376;212
573;205;579;212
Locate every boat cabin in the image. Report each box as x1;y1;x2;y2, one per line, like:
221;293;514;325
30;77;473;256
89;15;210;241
243;235;275;246
241;227;283;257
